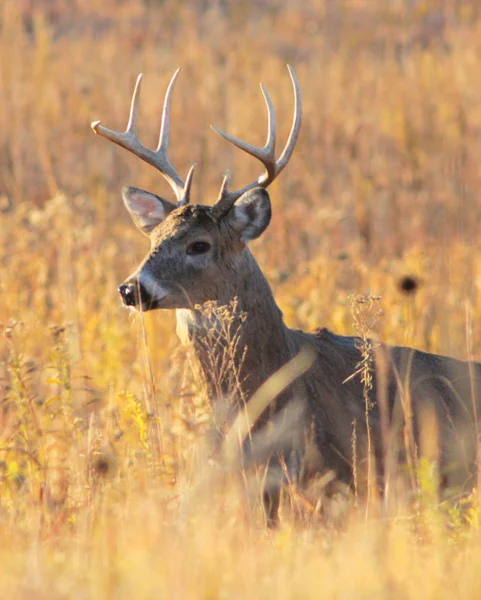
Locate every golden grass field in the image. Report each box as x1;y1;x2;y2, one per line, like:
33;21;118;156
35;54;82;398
3;0;481;597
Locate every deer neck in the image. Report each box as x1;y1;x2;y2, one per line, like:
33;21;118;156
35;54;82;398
176;248;291;400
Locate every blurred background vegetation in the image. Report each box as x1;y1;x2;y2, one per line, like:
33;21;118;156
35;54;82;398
2;0;481;597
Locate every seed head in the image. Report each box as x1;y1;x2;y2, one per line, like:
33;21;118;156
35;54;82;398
398;275;421;296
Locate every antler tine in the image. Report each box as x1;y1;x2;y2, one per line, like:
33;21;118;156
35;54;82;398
157;68;179;154
179;163;196;207
211;84;277;183
211;65;302;220
126;73;143;135
277;65;302;173
91;70;189;205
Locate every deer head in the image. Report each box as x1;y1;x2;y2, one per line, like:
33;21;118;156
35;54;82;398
91;67;301;311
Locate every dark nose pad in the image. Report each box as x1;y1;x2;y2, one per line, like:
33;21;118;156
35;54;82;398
118;282;138;306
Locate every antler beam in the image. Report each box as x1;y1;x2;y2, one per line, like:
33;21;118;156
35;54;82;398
91;70;193;206
211;65;302;220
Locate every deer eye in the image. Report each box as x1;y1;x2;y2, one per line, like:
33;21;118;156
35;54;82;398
186;241;211;255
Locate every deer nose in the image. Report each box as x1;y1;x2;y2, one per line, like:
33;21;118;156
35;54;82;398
118;283;137;306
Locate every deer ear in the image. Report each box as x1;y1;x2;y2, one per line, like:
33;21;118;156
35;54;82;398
122;186;176;235
224;187;272;243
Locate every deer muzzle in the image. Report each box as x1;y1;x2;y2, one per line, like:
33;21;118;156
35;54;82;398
118;281;147;308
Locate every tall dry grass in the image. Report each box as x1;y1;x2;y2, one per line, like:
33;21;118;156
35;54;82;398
2;0;481;597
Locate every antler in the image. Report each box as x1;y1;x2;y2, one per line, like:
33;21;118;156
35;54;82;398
211;65;302;220
91;69;194;206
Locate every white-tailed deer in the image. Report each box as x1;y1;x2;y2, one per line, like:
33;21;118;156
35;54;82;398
92;67;481;525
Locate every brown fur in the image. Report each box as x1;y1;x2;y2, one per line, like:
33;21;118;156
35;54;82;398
94;67;481;524
120;198;481;525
